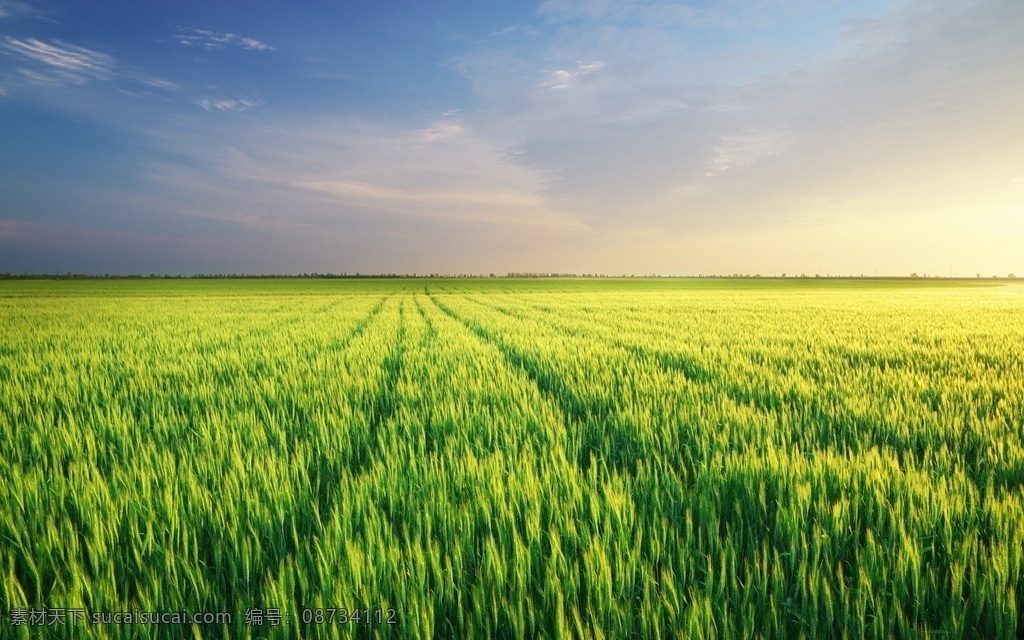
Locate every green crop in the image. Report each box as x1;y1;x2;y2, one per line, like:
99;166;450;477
1;278;1022;638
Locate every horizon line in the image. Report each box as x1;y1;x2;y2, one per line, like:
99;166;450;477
1;273;1019;281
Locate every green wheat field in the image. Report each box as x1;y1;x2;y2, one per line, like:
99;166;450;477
1;278;1022;639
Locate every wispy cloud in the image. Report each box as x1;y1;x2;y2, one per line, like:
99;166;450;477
145;114;583;234
135;75;178;90
706;130;789;176
537;0;805;29
116;113;593;274
0;35;176;92
0;0;32;20
196;97;260;112
540;60;604;89
174;28;275;52
401;119;466;145
0;36;113;83
455;0;1024;236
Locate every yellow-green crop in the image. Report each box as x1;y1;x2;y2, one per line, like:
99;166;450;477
1;278;1022;638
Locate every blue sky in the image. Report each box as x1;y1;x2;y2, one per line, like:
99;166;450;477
1;0;1021;275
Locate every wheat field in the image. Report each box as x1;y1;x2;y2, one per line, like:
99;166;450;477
1;278;1022;638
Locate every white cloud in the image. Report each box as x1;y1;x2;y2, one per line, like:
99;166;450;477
146;114;583;236
196;97;259;112
0;36;176;92
174;28;275;52
455;0;1024;235
16;67;54;84
135;75;178;90
401;119;466;145
540;60;605;89
238;37;270;51
0;36;113;84
537;0;764;29
0;0;32;20
706;130;789;176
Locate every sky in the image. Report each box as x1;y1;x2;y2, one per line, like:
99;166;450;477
0;0;1021;276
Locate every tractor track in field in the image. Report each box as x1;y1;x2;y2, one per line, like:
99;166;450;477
425;293;644;473
460;294;819;421
321;293;391;353
455;294;998;468
300;295;404;549
463;293;715;384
